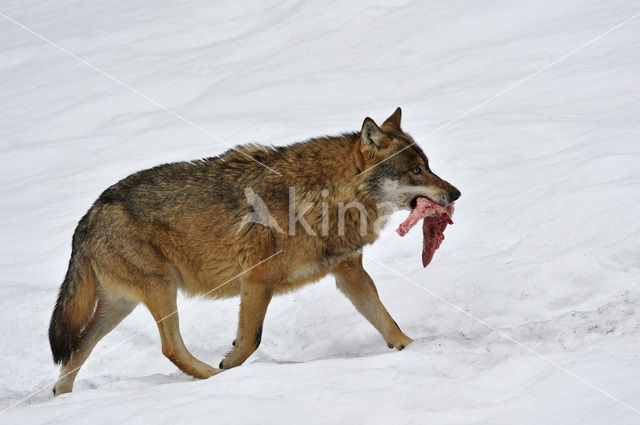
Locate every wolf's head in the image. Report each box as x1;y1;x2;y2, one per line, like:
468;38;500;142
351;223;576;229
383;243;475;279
356;107;461;211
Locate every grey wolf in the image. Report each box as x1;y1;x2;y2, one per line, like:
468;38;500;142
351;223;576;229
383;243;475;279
49;108;460;394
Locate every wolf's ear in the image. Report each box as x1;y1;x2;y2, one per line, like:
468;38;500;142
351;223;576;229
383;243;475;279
382;107;402;130
361;117;383;149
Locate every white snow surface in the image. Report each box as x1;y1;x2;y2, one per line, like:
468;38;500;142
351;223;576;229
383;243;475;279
1;1;639;424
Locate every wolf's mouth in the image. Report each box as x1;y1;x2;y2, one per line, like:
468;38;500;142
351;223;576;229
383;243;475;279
409;196;420;210
409;196;434;209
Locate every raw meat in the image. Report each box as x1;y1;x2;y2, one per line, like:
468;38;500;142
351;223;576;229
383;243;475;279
396;197;454;267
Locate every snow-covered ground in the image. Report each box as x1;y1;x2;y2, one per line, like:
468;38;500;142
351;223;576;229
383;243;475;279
1;1;639;423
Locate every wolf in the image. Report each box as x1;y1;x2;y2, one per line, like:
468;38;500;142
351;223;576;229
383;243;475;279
49;108;461;394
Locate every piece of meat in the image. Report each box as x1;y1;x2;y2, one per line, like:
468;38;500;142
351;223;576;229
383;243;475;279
395;197;454;267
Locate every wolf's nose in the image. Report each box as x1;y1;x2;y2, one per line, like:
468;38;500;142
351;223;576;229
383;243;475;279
448;187;461;203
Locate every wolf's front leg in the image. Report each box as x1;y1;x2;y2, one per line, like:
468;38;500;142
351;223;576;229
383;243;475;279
219;280;273;369
333;254;413;350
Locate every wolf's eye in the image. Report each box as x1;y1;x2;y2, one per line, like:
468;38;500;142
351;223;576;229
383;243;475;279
412;166;421;174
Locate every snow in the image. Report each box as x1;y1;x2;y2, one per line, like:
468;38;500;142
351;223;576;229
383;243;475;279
1;0;639;423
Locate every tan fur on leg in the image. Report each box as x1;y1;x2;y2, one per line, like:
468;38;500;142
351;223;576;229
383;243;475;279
144;285;220;379
333;254;413;350
220;280;272;369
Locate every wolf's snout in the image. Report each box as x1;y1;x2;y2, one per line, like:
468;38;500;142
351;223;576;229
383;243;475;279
447;186;461;203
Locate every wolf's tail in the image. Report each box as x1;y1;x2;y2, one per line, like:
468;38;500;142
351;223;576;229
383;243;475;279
49;214;97;365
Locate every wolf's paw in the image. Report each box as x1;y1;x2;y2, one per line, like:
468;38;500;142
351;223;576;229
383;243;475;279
219;348;244;370
52;381;72;397
386;334;414;351
219;356;237;370
200;364;222;379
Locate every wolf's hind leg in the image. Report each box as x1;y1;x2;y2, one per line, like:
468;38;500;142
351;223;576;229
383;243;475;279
143;284;220;379
219;281;272;369
333;254;413;350
53;295;137;396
